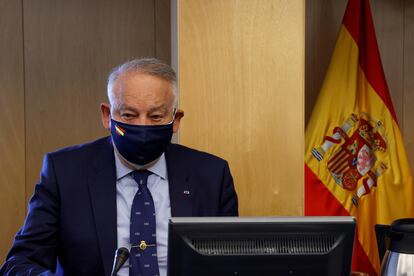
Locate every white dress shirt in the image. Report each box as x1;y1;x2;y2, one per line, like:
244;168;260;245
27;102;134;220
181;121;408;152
114;152;171;276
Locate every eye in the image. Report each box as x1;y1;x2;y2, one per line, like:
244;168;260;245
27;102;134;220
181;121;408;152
150;114;163;121
120;112;136;120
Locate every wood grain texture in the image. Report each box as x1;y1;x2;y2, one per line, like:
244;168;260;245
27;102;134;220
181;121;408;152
0;0;25;263
0;0;171;264
23;0;156;202
178;0;305;216
155;0;171;64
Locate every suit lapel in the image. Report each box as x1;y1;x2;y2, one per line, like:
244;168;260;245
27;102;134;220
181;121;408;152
87;137;117;276
165;144;194;217
86;140;194;274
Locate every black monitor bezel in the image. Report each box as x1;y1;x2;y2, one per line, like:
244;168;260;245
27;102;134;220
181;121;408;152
167;216;356;276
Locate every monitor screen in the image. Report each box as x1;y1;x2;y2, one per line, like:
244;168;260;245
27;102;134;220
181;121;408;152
167;216;355;276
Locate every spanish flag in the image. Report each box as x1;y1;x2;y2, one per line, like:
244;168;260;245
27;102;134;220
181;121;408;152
305;0;414;275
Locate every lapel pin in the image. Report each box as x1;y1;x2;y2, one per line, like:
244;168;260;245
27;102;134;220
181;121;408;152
183;190;190;195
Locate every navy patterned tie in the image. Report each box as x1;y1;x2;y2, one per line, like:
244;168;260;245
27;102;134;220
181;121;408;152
130;170;160;276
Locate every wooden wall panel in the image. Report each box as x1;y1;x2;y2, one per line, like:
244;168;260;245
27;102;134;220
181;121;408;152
0;0;171;264
155;0;171;64
178;0;305;216
306;0;414;176
23;0;159;202
0;0;25;263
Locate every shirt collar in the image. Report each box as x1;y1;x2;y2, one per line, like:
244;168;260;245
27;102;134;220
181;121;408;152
114;151;168;181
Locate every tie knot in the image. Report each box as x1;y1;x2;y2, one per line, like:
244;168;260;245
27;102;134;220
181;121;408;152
131;170;152;186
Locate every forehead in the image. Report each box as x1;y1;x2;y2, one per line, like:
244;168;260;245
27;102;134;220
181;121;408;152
110;72;174;109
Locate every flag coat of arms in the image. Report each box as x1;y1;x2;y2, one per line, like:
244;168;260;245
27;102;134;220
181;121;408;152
305;0;414;275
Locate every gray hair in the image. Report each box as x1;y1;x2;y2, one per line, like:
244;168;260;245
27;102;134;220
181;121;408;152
107;58;178;108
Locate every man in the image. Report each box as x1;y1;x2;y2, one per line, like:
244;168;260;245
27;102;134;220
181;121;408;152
1;58;238;276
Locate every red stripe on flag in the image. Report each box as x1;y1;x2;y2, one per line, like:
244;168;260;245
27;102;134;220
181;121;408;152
341;0;398;124
305;164;377;276
305;164;350;216
353;237;378;276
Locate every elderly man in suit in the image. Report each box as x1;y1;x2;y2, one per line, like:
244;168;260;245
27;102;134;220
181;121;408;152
1;58;238;276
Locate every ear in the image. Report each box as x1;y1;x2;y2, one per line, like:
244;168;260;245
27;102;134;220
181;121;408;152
172;109;184;133
100;103;111;131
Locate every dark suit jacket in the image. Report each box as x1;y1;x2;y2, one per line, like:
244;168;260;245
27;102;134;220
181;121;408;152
0;137;238;275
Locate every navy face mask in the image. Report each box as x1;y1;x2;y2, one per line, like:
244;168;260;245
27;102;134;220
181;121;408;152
110;118;174;165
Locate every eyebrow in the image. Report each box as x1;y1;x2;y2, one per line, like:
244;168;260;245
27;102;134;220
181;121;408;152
148;105;168;113
115;104;138;113
115;104;169;114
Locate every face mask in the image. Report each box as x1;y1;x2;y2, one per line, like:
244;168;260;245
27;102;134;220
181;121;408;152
110;118;174;165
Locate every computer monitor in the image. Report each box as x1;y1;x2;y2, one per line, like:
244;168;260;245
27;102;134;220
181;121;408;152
168;216;356;276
